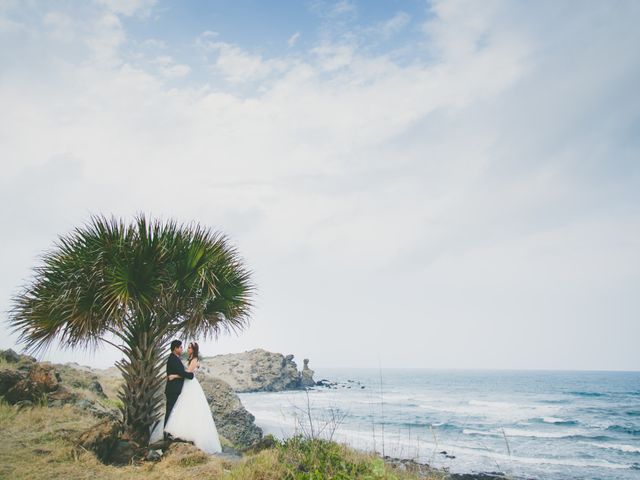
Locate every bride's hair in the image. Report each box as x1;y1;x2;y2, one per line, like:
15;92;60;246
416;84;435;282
188;342;199;361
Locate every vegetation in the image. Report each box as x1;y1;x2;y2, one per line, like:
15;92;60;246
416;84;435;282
229;435;443;480
0;401;441;480
9;215;253;443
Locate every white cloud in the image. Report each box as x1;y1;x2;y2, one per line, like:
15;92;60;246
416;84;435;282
42;11;74;41
1;0;639;369
85;12;125;66
377;11;410;38
205;41;290;83
309;0;356;19
97;0;157;17
154;55;191;78
288;31;300;47
331;0;355;16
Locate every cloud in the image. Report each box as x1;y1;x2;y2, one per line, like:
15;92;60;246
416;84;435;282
42;11;74;41
376;11;411;38
1;0;638;369
97;0;157;17
154;55;191;78
331;0;356;16
309;0;356;19
202;40;290;83
288;31;300;47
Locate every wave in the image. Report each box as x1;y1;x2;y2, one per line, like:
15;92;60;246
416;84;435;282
569;391;608;397
449;443;632;469
393;420;458;429
531;416;579;426
539;399;570;404
462;428;501;437
606;425;640;436
428;422;459;431
463;427;612;440
582;441;640;454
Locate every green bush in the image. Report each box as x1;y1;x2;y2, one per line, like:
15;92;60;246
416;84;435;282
275;436;392;480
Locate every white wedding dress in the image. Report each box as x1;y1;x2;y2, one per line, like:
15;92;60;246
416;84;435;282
149;365;222;454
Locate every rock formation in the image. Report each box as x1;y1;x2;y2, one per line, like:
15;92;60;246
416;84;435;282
301;358;315;388
0;350;118;417
198;376;263;447
199;348;315;392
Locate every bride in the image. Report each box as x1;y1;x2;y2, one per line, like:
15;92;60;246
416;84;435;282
150;342;222;454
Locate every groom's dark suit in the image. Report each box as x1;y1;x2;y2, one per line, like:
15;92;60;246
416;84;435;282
164;353;194;426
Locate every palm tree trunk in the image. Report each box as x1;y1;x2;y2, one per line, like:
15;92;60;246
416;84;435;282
116;324;166;444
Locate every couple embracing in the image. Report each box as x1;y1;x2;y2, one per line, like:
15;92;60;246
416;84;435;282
150;340;222;454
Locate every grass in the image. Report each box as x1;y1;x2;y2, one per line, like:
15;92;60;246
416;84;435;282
228;436;446;480
0;400;447;479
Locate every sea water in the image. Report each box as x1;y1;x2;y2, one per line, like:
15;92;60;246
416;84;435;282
238;369;640;479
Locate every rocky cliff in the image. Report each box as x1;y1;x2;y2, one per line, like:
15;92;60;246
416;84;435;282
198;348;315;392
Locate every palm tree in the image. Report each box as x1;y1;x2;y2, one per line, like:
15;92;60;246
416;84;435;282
9;215;253;443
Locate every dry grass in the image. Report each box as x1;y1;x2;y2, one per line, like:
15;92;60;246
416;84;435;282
0;402;231;479
0;401;446;480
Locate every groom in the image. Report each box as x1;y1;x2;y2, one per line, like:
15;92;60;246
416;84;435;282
164;340;194;430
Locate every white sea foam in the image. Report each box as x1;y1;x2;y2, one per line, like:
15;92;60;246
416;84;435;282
583;441;640;454
467;450;631;469
542;416;570;424
462;428;500;437
463;427;586;439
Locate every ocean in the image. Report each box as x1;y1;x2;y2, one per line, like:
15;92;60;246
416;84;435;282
238;368;640;480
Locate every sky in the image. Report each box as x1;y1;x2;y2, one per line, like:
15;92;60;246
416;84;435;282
1;0;639;371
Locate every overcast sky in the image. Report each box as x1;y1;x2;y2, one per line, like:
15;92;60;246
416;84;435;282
1;0;638;371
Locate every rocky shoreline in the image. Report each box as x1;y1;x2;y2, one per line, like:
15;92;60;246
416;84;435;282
383;456;512;480
0;348;517;479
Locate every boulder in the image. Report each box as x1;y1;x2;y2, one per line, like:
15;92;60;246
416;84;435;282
0;349;21;363
0;369;24;396
199;376;263;448
0;349;36;365
5;363;60;403
29;363;60;391
78;419;123;463
145;448;163;461
46;385;79;407
109;439;139;465
89;379;107;398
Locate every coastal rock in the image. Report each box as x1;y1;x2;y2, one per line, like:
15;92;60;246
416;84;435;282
46;385;80;407
199;348;313;392
0;349;36;365
315;379;337;388
109;439;140;465
5;362;60;403
89;379;107;398
301;358;315;388
0;355;119;421
448;473;509;480
384;456;435;476
78;419;123;463
199;376;263;448
0;349;21;363
28;363;60;391
0;368;24;396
